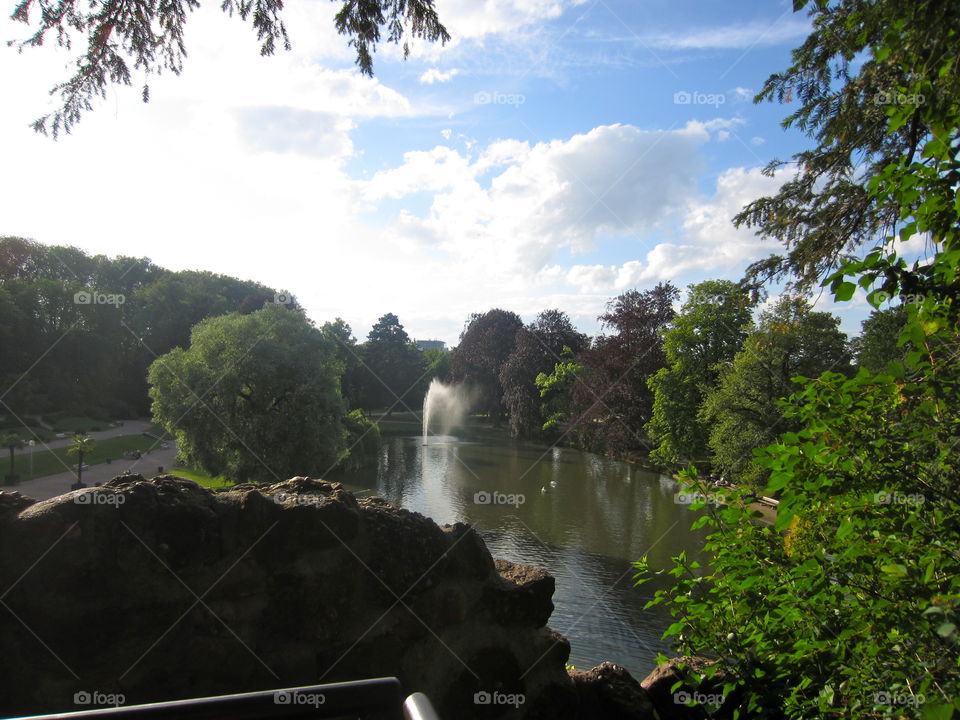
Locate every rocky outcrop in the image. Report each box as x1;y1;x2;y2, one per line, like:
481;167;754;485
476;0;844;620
0;476;575;719
640;656;737;719
571;662;656;719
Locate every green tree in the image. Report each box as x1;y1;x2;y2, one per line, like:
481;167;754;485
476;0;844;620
637;2;960;716
148;302;348;483
500;310;588;439
321;318;362;409
733;0;960;294
853;304;909;373
67;433;95;487
700;295;851;490
11;0;450;137
535;348;582;438
356;313;424;414
646;280;757;468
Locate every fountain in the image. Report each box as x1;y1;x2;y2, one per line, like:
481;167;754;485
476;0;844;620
422;379;469;444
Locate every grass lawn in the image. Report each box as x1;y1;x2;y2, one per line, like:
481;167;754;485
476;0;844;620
10;434;161;480
166;467;232;490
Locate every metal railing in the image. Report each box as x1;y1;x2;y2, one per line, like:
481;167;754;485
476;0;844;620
8;678;441;720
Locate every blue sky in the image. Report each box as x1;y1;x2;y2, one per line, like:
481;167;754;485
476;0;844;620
0;0;892;345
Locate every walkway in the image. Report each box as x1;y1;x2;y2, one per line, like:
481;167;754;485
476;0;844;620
15;419;160;454
4;442;180;502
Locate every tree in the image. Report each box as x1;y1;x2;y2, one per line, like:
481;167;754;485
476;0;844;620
452;309;523;423
733;0;960;294
854;303;909;373
356;313;424;414
148;302;349;483
321;318;362;409
500;310;588;439
0;237;289;418
646;280;757;468
700;295;851;490
570;283;678;455
10;0;450;137
637;4;960;715
67;433;95;487
535;348;582;438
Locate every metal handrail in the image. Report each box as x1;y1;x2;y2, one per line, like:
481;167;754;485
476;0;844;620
6;678;441;720
402;693;441;720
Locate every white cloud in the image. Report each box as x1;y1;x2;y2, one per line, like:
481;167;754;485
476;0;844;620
363;121;733;278
419;68;461;84
435;0;569;39
561;167;787;293
643;17;811;50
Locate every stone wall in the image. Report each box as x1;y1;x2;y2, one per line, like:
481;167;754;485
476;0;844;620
0;476;573;719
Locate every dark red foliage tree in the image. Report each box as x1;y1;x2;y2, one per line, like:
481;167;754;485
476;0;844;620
570;282;679;455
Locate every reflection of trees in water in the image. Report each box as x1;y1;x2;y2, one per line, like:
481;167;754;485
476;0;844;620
338;436;711;678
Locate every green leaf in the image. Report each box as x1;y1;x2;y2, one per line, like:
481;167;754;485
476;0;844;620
922;704;954;720
936;622;956;638
881;563;908;578
834;281;856;301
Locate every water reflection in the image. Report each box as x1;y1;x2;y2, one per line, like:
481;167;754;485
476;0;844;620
333;434;709;678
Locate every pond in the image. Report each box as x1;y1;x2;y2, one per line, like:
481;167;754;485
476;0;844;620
334;432;710;680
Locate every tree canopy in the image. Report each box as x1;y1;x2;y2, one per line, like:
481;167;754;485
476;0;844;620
9;0;450;137
734;0;960;294
646;279;757;467
147;302;349;482
452;308;523;422
637;1;960;715
570;283;678;455
356;312;424;413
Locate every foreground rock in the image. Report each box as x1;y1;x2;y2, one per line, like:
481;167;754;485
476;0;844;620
0;476;574;719
571;662;656;719
640;656;738;719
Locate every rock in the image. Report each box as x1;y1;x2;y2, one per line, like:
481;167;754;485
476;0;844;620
570;662;657;720
640;656;736;719
0;476;576;719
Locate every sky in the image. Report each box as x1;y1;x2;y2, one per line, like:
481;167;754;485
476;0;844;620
0;0;887;346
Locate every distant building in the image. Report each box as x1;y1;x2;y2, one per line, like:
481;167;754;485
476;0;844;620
416;339;446;352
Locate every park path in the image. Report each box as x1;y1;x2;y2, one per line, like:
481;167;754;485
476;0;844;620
6;443;181;502
16;418;159;454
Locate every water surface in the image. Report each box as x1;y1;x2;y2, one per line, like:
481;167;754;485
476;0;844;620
334;433;709;679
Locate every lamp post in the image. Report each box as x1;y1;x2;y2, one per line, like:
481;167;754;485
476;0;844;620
28;440;35;480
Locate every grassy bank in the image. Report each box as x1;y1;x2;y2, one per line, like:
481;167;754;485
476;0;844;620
7;434;161;480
